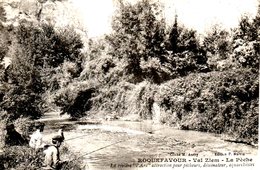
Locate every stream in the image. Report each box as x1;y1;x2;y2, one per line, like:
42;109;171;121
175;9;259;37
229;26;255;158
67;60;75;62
39;112;258;170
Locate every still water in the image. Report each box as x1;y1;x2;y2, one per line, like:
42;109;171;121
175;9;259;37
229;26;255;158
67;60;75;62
41;114;258;170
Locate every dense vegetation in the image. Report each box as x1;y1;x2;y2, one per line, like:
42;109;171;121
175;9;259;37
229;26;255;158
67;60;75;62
157;69;258;144
0;21;83;120
0;0;259;152
0;145;83;169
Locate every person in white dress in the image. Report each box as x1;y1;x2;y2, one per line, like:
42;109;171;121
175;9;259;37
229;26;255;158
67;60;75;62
29;122;45;151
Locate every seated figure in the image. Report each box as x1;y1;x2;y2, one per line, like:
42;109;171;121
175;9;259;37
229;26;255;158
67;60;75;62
5;123;28;146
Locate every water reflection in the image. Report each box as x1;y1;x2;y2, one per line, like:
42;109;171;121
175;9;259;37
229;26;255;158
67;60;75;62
42;118;258;170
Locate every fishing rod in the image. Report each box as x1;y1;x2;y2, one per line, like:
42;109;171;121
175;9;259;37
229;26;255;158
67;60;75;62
68;134;134;162
65;133;98;142
61;124;171;169
61;133;134;169
66;125;170;160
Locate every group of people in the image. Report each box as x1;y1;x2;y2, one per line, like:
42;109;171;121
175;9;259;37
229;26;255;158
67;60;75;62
5;122;66;169
29;122;66;170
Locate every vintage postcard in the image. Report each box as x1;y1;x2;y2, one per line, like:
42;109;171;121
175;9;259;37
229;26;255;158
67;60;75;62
0;0;259;169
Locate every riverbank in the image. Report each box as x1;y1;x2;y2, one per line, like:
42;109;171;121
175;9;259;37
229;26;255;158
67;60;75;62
1;111;258;170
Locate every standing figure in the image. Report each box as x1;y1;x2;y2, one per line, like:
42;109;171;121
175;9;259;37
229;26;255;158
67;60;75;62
29;122;45;151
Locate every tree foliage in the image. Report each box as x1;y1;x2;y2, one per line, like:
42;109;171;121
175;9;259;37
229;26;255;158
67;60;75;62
0;20;84;119
167;16;209;76
106;0;169;84
168;16;201;54
203;24;232;59
231;9;260;69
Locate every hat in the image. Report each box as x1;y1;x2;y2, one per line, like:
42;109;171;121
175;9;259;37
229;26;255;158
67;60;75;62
52;135;64;142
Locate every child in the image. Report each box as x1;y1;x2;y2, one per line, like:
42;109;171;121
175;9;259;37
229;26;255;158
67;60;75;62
29;122;45;151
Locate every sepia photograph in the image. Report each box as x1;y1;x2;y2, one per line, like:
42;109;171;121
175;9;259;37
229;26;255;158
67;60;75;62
0;0;259;169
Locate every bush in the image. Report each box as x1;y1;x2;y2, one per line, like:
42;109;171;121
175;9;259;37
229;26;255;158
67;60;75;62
90;81;134;116
59;145;83;170
14;116;34;137
0;146;44;169
1;87;43;120
0;145;84;170
232;39;259;69
169;51;209;77
90;80;158;119
156;68;258;144
125;81;158;119
54;81;96;118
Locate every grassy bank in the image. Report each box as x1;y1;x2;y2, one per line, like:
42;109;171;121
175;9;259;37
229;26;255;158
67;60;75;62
0;145;83;170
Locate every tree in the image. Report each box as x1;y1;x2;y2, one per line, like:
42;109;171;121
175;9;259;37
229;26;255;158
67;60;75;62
169;15;201;54
203;24;232;69
168;15;178;53
167;15;209;76
235;14;259;42
0;21;84;119
231;9;260;69
9;21;84;90
106;0;169;84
